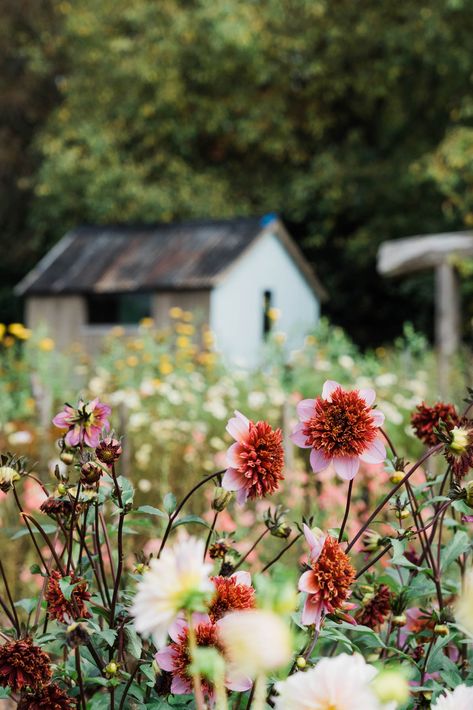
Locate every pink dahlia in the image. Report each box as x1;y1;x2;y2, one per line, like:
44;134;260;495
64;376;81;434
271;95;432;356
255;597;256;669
291;380;385;480
222;411;284;504
52;399;111;448
155;614;251;697
298;525;355;629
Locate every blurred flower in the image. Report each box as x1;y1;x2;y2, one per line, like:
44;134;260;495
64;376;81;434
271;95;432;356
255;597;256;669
411;401;458;446
432;685;473;709
52;398;111;448
299;525;355;628
218;609;292;678
222;410;284;504
17;682;74;709
156;614;250;697
275;654;392;710
45;570;91;623
455;568;473;636
38;337;55;352
356;585;391;630
0;638;52;692
131;534;213;648
291;380;385;480
208;572;255;623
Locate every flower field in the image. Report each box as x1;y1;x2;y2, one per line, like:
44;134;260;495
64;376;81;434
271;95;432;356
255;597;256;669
1;316;473;708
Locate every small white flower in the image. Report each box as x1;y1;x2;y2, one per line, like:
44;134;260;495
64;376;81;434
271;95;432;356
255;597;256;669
274;653;395;710
455;568;473;637
131;534;213;649
218;610;292;678
432;684;473;710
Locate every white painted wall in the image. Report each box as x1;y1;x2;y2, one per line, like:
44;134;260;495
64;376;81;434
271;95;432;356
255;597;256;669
210;230;320;366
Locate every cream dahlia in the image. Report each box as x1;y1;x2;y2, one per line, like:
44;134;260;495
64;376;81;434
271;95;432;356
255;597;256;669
432;685;473;710
291;380;385;480
131;534;213;648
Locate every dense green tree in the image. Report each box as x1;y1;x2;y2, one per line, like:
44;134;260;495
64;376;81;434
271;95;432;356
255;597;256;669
16;1;473;343
0;0;62;321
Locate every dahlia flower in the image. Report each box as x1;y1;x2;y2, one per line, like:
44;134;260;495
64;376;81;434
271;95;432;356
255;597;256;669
0;465;20;493
218;609;292;678
17;682;75;709
222;410;284;504
131;534;213;648
95;436;122;467
291;380;385;480
0;638;52;692
274;653;395;710
208;571;255;623
45;570;91;624
155;614;251;697
355;584;391;630
445;422;473;478
52;398;111;448
411;401;458;447
299;524;355;629
432;684;473;710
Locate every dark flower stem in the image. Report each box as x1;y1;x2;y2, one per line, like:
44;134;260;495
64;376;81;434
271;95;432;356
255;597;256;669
75;647;87;710
347;444;443;553
99;510;116;585
67;483;82;574
118;663;140;710
0;561;20;636
204;511;219;560
261;532;302;572
22;513;66;574
109;465;125;627
12;487;50;575
233;528;270;572
338;479;353;543
157;470;225;558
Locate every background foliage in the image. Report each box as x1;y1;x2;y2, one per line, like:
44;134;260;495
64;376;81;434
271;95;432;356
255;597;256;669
3;0;473;344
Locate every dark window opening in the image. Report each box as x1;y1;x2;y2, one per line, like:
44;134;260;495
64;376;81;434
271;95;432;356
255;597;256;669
263;290;273;338
87;293;152;325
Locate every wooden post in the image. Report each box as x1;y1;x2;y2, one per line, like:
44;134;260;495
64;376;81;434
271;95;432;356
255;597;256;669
435;261;460;397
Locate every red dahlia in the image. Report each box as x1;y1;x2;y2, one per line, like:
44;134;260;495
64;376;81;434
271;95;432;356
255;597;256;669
46;570;91;624
0;638;52;692
411;401;458;447
168;621;223;696
18;682;75;709
356;585;391;630
208;574;256;623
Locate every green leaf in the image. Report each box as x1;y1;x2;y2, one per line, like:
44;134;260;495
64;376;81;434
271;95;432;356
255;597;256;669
59;575;80;601
15;597;38;614
389;538;418;569
125;627;142;659
440;530;470;572
115;476;134;508
29;563;42;575
163;493;177;515
93;628;117;647
136;505;166;518
11;523;57;540
172;515;210;530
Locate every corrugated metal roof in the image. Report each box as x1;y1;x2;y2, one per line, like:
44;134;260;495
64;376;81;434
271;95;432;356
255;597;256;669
16;217;266;295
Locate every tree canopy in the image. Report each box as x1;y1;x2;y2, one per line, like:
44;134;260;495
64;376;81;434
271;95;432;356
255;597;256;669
4;0;473;344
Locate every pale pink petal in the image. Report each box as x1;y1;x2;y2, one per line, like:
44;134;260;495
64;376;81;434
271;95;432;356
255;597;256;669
52;410;72;428
358;388;376;407
64;426;81;447
169;616;188;643
84;429;101;448
296;399;316;420
298;570;318;594
301;596;324;628
333;456;360;481
225;673;252;692
226;411;251;442
231;571;251;587
322;380;340;401
192;612;210;626
371;410;385;427
359;439;386;465
290;424;311;449
171;676;191;694
226;442;242;467
222;467;245;492
309;448;331;473
303;524;325;561
236;487;249;505
155;646;176;672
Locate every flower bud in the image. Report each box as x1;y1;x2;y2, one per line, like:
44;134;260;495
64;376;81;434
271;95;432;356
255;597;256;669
211;487;233;512
0;466;20;493
465;481;473;508
371;669;410;705
57;483;67;495
60;451;74;465
66;622;90;648
272;522;292;539
389;471;405;484
209;539;231;560
399;509;410;520
80;461;103;486
361;529;382;553
449;427;470;454
296;656;307;669
434;623;449;637
391;613;407;627
134;563;150;575
104;661;119;677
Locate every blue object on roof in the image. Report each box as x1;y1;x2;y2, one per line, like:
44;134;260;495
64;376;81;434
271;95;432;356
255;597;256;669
260;212;278;227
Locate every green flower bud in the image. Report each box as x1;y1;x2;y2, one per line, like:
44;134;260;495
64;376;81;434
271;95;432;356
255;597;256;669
211;487;233;512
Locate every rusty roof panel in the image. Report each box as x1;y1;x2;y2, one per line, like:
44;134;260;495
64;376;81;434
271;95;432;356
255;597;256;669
16;217;265;295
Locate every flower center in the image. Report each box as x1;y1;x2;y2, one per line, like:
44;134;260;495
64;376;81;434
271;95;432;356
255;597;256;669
303;388;377;457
